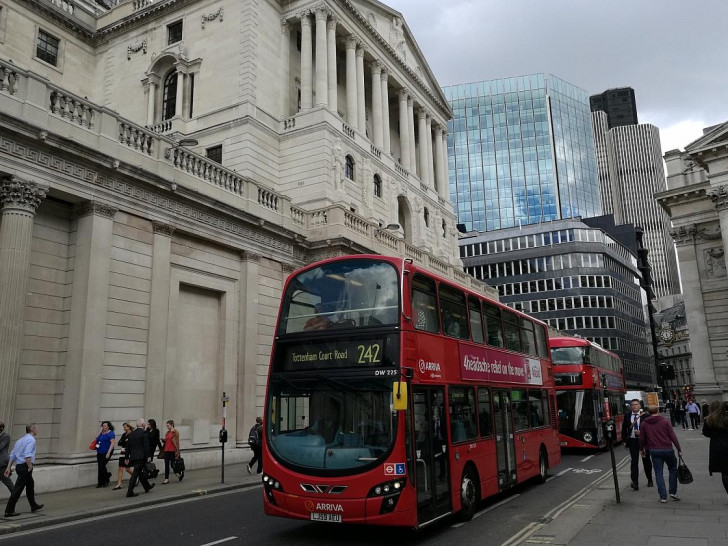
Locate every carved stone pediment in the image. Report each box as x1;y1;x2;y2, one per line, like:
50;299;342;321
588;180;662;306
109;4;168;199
685;121;728;154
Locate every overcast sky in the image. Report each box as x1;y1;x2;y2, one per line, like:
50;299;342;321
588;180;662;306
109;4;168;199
386;0;728;154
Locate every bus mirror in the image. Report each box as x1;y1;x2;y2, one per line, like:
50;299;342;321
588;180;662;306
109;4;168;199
393;382;408;410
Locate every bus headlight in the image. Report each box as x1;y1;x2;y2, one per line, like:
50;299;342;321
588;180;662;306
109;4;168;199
262;474;283;505
367;479;405;515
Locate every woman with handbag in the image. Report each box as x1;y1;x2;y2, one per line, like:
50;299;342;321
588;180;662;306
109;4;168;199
702;400;728;497
146;419;163;459
161;420;181;484
93;421;116;488
112;422;135;490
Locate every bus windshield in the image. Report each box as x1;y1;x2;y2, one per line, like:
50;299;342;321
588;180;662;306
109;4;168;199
551;346;585;364
266;375;395;472
277;260;399;334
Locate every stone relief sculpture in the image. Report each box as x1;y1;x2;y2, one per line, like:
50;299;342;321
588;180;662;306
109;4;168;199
367;12;377;30
705;247;727;278
332;138;345;193
390;17;406;62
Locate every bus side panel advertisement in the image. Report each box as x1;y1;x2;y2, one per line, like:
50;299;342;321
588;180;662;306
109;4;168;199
459;346;544;386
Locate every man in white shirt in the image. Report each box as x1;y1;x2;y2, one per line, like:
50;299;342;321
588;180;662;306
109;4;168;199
621;400;653;490
4;424;44;517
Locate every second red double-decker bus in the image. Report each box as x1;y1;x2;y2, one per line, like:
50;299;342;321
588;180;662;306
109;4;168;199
261;255;561;528
549;336;626;449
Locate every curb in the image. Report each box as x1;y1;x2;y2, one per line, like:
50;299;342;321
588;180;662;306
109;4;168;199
0;480;261;536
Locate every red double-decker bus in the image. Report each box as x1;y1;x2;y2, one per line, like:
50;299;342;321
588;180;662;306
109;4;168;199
549;336;626;449
261;255;561;528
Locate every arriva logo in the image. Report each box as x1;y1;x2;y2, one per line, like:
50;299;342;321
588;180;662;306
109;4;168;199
316;502;344;512
418;359;441;374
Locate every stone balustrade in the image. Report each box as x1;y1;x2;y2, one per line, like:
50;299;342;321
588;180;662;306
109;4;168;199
147;120;173;134
49;87;97;129
0;61;20;96
165;147;245;196
119;122;155;154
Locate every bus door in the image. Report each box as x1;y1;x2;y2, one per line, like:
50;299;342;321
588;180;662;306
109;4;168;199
412;386;451;524
492;389;517;490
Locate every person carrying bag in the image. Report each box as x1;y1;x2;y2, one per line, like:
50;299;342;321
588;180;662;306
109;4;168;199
677;455;693;484
161;420;183;484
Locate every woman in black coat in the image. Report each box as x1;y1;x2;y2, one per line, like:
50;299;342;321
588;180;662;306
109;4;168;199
702;400;728;497
147;419;163;458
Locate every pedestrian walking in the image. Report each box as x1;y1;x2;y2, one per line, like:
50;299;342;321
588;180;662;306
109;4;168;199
92;421;116;488
146;419;163;459
0;422;14;494
3;424;44;517
676;399;688;430
700;400;710;426
621;399;653;490
125;419;154;498
666;399;676;427
639;405;682;503
686;399;701;430
247;417;263;475
112;422;135;490
161;420;181;484
701;400;728;498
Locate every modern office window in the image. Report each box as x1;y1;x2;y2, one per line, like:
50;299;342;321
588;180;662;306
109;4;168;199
167;21;183;45
206;145;222;164
36;29;60;66
162;70;178;121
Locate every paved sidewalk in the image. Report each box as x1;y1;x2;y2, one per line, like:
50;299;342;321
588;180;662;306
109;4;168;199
0;462;261;536
523;426;728;546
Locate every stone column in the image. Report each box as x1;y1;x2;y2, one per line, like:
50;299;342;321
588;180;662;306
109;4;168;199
345;36;357;128
300;11;313;110
441;130;450;195
314;8;328;107
146;76;159;126
434;124;444;195
280;19;291;116
356;44;366;134
407;97;416;174
426;114;434;187
0;177;46;432
58;201;117;455
398;90;410;170
327;18;337;114
670;225;720;397
381;68;390;154
371;61;383;148
237;252;261;447
174;72;185;118
145;222;175;420
418;108;428;184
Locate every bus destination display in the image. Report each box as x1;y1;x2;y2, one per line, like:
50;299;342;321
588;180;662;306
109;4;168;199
280;339;392;371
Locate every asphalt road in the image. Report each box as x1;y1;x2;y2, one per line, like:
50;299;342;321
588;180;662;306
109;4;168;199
0;449;626;546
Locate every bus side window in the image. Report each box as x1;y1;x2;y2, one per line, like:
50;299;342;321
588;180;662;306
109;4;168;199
528;389;545;428
541;389;551;427
483;302;504;348
411;275;439;334
502;310;522;352
477;387;492;437
511;389;529;431
439;284;469;340
468;296;484;344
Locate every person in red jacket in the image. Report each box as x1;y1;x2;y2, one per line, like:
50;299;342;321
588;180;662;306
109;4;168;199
640;405;683;503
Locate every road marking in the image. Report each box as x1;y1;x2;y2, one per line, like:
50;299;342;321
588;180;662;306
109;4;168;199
200;538;238;546
451;494;520;527
555;467;572;476
580;455;595;462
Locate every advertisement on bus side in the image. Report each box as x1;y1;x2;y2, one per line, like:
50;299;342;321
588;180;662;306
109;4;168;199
459;346;543;385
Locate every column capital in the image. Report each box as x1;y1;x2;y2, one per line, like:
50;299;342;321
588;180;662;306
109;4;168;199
281;262;296;274
398;88;409;101
708;184;728;211
371;60;382;75
314;6;330;21
152;221;175;237
380;66;389;79
0;176;47;214
326;16;337;30
417;107;427;120
281;18;291;35
355;44;365;57
669;224;697;245
434;124;443;136
75;201;118;219
407;95;413;107
425;113;432;124
345;35;358;50
298;10;312;25
241;250;262;263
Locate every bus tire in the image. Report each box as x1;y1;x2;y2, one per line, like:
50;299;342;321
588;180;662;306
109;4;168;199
458;467;479;522
537;448;549;484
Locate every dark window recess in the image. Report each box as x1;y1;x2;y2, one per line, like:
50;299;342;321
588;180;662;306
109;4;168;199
345;155;354;180
373;175;382;198
162;71;178;121
206;145;222;164
296;31;302;51
168;21;183;45
189;74;194;118
36;30;60;66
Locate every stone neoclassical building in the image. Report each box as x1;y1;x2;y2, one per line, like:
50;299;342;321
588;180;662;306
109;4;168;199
0;0;483;485
658;123;728;400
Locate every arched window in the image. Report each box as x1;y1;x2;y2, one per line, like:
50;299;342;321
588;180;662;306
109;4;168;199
423;207;430;227
345;155;354;180
162;70;178;121
373;174;382;198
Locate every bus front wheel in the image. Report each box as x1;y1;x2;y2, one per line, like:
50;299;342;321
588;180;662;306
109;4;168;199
458;468;480;521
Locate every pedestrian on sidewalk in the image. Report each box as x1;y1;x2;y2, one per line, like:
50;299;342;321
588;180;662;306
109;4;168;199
161;420;181;484
686;399;701;430
3;424;44;517
112;422;134;490
666;399;676;427
146;419;163;459
125;419;154;498
677;399;688;430
639;405;682;503
93;421;116;488
701;400;728;498
0;422;14;494
247;417;263;475
621;399;653;490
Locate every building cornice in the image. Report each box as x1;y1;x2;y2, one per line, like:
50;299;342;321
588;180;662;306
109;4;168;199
18;0;96;41
655;182;710;215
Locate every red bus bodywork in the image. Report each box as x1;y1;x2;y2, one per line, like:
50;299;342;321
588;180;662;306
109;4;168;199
549;336;626;449
262;256;561;528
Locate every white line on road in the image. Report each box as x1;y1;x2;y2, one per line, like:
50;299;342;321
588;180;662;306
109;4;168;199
555;467;572;476
200;537;238;546
580;455;595;462
451;494;521;527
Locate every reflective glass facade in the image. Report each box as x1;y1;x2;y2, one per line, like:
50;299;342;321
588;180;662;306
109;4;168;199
443;74;602;233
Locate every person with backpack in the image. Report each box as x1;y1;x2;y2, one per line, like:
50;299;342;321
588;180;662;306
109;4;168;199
247;417;263;474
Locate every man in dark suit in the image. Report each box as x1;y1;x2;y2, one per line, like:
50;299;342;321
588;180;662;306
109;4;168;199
621;399;653;490
0;422;14;494
125;418;154;497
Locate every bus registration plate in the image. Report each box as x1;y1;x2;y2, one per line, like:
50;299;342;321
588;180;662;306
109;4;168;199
310;512;342;523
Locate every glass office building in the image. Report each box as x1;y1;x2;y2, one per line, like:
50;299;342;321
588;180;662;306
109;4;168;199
443;74;602;233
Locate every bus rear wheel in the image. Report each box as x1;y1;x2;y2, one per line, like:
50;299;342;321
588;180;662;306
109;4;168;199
458;468;479;521
537;449;549;484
